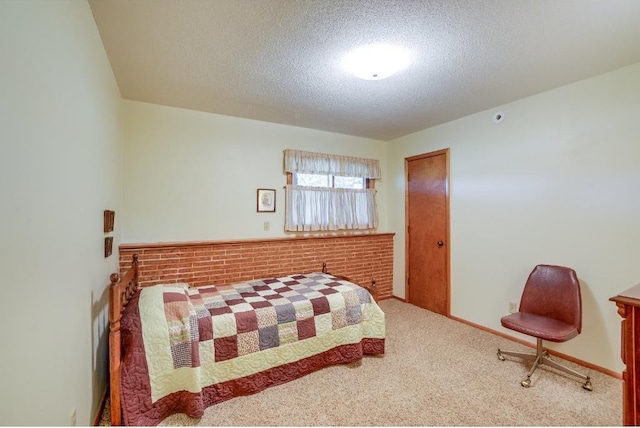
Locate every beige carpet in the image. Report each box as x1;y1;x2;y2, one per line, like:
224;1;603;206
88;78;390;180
101;299;622;426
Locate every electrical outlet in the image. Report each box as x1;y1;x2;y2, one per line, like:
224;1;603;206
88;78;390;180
263;221;270;231
70;408;77;426
509;302;518;313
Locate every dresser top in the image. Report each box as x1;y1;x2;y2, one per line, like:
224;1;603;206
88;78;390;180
610;283;640;305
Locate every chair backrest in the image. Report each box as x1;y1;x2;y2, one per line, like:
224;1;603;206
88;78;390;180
519;264;582;333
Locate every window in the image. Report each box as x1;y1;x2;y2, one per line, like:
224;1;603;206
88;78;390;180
283;149;380;232
294;173;365;189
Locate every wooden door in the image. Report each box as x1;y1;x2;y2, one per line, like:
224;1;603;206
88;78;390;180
406;149;450;315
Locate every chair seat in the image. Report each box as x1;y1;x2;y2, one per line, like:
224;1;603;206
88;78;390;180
500;312;578;343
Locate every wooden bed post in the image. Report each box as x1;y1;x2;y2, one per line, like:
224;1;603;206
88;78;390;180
108;273;122;426
109;254;139;426
370;278;378;301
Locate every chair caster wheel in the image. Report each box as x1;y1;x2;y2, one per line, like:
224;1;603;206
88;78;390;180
583;377;593;391
521;378;531;388
497;350;505;361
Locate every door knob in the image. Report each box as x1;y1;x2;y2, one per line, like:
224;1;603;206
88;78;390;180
437;240;444;247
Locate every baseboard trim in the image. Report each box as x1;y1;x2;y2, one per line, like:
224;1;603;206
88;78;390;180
449;314;623;380
93;387;108;426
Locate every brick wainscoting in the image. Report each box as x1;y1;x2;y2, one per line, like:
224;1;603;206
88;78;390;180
119;233;394;300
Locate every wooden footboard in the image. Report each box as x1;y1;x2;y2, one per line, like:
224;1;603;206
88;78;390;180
109;254;139;426
322;261;378;301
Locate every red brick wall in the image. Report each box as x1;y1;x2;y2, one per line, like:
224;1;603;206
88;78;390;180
119;233;394;300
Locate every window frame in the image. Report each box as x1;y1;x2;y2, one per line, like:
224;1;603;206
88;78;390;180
287;172;375;190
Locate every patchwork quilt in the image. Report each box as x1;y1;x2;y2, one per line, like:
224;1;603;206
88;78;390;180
120;273;385;426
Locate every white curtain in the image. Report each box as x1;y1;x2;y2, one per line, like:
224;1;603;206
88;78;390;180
284;149;381;178
285;185;378;231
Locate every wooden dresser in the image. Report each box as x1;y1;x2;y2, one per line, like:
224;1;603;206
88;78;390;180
611;284;640;426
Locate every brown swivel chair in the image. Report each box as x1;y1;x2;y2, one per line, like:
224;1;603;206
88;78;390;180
497;264;593;390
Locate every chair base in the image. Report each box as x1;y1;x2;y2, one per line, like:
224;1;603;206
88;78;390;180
497;338;593;391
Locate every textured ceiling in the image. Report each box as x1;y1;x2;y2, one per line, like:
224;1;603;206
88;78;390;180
89;0;640;141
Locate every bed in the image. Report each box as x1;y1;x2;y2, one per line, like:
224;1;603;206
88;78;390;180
109;254;386;426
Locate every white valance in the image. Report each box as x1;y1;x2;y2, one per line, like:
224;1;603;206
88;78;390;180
284;149;381;179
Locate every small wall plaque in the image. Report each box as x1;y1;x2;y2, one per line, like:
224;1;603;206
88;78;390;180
104;236;113;258
104;210;115;233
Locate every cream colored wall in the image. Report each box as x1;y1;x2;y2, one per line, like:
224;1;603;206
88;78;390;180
0;1;122;425
388;62;640;373
121;100;388;243
2;6;633;424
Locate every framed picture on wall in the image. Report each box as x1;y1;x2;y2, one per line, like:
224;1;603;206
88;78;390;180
104;210;115;233
257;189;276;212
105;236;113;258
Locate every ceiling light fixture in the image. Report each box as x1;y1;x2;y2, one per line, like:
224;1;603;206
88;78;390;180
342;43;411;81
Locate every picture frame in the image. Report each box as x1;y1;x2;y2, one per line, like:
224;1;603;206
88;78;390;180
257;188;276;212
104;210;115;233
104;236;113;258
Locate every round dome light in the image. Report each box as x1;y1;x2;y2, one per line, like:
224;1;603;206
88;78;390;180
342;44;411;80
